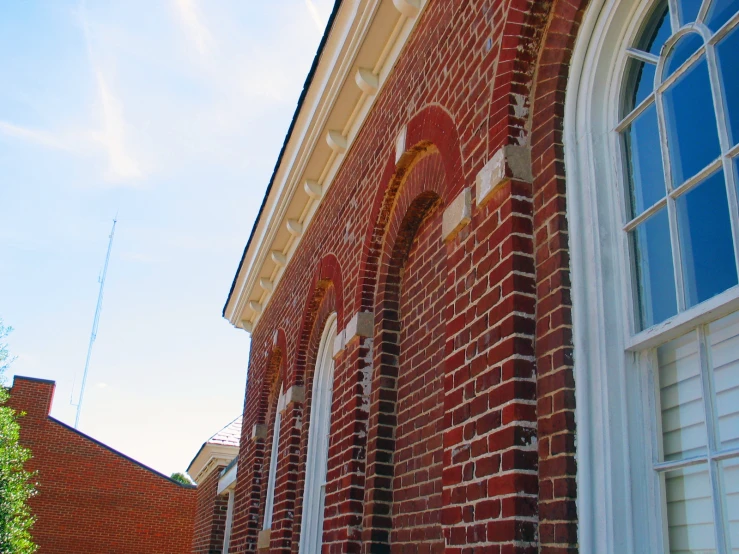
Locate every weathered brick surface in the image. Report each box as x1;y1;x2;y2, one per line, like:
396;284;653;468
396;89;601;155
391;197;445;552
8;376;196;554
227;0;592;551
193;463;230;554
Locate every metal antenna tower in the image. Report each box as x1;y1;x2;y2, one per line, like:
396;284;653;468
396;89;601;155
74;217;117;429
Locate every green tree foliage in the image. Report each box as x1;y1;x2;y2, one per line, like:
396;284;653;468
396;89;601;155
0;321;37;553
169;472;192;486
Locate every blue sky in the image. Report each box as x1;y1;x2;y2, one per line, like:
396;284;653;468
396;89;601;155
0;0;333;476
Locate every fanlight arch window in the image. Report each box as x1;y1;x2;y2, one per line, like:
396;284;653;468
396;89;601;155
617;0;739;551
298;313;337;554
619;0;739;329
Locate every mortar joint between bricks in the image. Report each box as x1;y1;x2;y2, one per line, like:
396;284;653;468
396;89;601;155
510;194;534;203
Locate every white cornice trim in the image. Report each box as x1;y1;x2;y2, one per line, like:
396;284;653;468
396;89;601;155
187;443;239;485
225;0;429;332
217;461;238;494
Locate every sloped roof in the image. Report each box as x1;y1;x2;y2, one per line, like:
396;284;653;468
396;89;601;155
207;415;242;448
186;415;242;481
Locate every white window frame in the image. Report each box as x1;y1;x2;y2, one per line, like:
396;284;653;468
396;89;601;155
222;488;235;554
218;461;238;554
567;0;739;552
263;385;286;530
298;313;337;554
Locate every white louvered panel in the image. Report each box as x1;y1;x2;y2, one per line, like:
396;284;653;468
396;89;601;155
723;458;739;552
709;311;739;451
658;332;708;461
665;464;717;553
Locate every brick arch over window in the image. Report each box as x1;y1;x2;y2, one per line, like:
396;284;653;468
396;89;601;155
228;343;284;554
268;254;341;554
255;345;284;533
486;0;555;149
355;105;463;313
272;328;288;387
289;287;338;554
525;0;590;550
360;148;449;554
292;253;343;386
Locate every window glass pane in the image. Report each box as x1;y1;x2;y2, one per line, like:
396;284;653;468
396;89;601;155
665;33;704;76
624;58;657;114
722;457;739;552
639;1;673;55
677;170;738;307
623;103;666;217
658;332;708;460
717;25;739;148
708;311;739;450
664;465;717;553
631;209;678;328
664;58;721;184
706;0;739;31
679;0;704;25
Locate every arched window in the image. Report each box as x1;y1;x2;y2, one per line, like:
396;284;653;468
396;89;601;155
263;385;285;531
298;313;337;554
619;0;739;329
567;0;739;551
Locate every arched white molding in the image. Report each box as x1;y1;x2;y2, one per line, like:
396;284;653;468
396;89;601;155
263;385;286;530
566;1;663;552
298;313;338;554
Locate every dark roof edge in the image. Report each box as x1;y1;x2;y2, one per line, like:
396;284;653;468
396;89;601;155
13;375;56;386
186;441;208;474
49;416;196;489
223;0;344;318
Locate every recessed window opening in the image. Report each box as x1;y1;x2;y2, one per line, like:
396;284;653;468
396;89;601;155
263;384;285;530
298;312;337;554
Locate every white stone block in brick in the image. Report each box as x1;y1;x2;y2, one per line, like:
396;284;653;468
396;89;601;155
345;311;373;343
251;424;267;441
442;187;472;242
283;385;304;408
476;145;532;208
333;329;346;358
395;125;407;163
257;529;271;550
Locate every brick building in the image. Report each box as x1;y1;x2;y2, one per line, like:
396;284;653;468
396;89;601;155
188;416;242;553
221;0;739;553
7;376;196;554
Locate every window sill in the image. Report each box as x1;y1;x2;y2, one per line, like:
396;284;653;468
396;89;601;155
626;285;739;351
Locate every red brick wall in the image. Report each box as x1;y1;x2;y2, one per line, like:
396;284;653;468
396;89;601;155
8;376;196;554
228;0;590;552
392;200;445;552
193;464;229;554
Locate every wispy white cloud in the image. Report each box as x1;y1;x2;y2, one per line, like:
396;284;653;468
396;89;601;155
78;1;143;183
91;70;142;181
172;0;214;57
0;121;76;152
304;0;325;34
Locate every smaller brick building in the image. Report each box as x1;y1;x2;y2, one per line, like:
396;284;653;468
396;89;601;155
7;375;197;554
187;416;242;554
